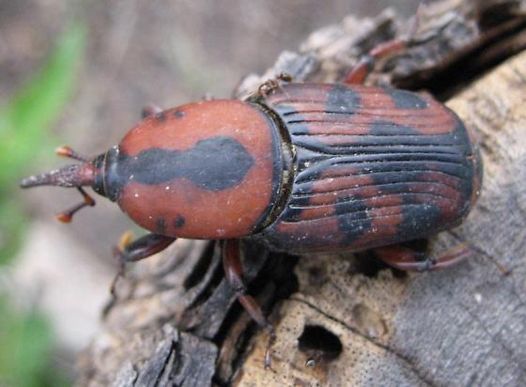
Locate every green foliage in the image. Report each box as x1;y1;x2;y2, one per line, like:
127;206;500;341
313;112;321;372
0;23;86;184
0;297;68;387
0;23;85;264
0;23;86;387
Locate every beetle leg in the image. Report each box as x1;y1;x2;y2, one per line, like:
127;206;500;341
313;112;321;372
110;233;176;296
371;243;471;271
55;187;96;223
223;239;276;369
344;39;407;84
344;2;423;84
141;104;163;118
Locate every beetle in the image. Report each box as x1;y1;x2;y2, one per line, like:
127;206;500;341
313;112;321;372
20;35;482;367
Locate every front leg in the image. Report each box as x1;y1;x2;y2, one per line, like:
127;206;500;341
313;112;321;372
372;243;471;271
110;233;176;295
115;232;175;262
222;239;276;369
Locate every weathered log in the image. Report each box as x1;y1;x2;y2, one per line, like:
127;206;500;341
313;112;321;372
76;1;526;386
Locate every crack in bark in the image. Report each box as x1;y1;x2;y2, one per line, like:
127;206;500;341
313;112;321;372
289;297;437;387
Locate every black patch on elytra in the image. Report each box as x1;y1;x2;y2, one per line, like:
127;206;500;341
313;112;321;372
369;120;420;136
115;136;254;191
335;195;371;242
326;84;361;114
397;198;442;241
451;116;471;150
364;154;444;241
155;217;166;234
451;117;477;203
384;88;428;109
173;110;185;118
173;215;186;228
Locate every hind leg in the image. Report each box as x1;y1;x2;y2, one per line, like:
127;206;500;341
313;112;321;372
371;243;471;271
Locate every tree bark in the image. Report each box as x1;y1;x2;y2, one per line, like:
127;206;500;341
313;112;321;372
76;1;526;386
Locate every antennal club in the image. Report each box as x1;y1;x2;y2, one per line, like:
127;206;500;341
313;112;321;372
56;187;96;223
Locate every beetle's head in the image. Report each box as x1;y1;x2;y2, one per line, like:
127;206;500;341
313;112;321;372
20;146;104;223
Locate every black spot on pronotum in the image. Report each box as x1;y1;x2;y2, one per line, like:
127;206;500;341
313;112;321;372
298;325;343;362
114;136;254;191
173;215;185;228
384;88;428;109
451;117;478;203
174;110;185;118
155;217;166;234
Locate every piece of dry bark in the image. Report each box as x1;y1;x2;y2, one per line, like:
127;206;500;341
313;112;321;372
76;1;526;386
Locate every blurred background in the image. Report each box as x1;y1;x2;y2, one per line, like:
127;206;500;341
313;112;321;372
0;1;418;385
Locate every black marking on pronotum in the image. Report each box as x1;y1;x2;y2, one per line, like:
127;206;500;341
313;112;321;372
174;110;185;119
173;215;185;228
114;136;254;191
384;88;428;109
156;217;166;234
326;84;361;115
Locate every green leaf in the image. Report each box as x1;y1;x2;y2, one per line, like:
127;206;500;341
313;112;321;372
0;23;86;189
0;22;85;387
0;297;69;387
0;23;86;265
0;198;26;265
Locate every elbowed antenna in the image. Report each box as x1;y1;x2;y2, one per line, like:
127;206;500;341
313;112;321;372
20;146;98;222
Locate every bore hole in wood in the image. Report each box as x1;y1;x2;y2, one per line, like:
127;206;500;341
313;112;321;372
298;324;343;362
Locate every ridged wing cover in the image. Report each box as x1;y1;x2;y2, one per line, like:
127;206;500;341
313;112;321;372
255;83;482;253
